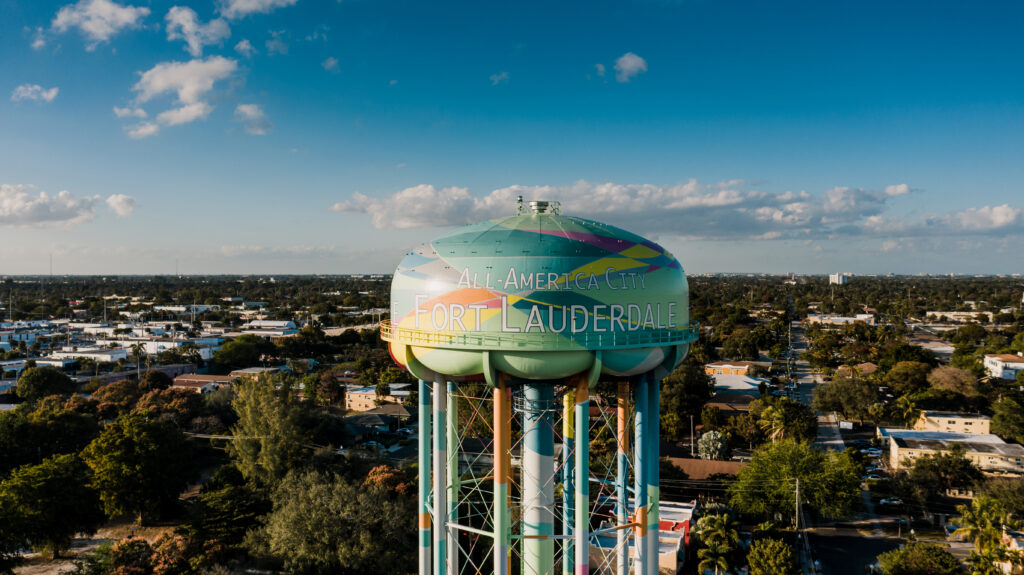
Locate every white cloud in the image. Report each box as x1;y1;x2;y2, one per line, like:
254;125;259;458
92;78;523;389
0;184;101;227
127;56;236;135
490;71;509;86
134;56;237;105
333;179;1024;244
51;0;149;50
105;194;136;216
595;63;605;77
126;122;159;139
234;38;255;57
266;30;288;55
156;102;213;125
31;27;46;50
219;0;298;20
614;52;647;82
885;184;911;197
322;57;338;72
234;104;272;135
166;6;230;57
113;106;146;118
11;84;59;103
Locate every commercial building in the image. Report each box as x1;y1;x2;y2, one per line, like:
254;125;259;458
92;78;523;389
705;361;754;376
829;273;849;285
881;429;1024;476
345;383;412;411
913;411;991;434
804;313;876;326
984;353;1024;380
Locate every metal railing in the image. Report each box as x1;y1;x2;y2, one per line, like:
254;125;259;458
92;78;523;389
380;319;699;351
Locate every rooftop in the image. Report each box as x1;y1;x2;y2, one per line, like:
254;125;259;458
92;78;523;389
893;437;1024;457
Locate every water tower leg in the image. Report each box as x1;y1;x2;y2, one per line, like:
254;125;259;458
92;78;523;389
418;379;432;575
432;377;447;575
616;381;630;575
563;391;575;575
447;381;460;575
646;372;660;575
574;377;590;575
494;377;512;575
633;378;649;575
523;383;555;575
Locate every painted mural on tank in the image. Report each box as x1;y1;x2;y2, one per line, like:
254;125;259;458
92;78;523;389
384;207;698;378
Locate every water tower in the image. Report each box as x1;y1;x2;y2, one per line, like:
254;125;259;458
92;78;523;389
382;200;698;575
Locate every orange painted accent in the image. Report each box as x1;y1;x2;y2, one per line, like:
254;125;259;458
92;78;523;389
617;381;629;455
419;512;431;529
635;507;648;537
575;375;589;404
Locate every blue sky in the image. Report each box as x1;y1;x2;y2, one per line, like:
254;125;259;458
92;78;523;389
2;0;1023;275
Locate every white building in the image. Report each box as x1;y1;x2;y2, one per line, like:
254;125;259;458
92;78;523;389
829;273;849;285
805;313;876;326
984;353;1024;380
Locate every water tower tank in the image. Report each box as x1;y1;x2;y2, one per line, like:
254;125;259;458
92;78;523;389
384;200;697;381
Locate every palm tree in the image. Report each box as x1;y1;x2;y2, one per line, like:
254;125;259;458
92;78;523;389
954;496;1006;553
894;395;918;427
758;406;786;443
967;548;1006;575
697;513;740;548
697;541;730;575
130;342;146;380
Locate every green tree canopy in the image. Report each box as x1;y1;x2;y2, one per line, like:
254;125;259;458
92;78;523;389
908;443;984;502
253;469;416;575
812;375;876;423
0;454;105;558
729;439;861;523
660;363;715;442
82;413;194;523
876;542;962;575
227;376;309;487
747;538;798;575
883;361;933;396
698;430;730;460
991;398;1024;445
213;334;277;370
15;366;75;401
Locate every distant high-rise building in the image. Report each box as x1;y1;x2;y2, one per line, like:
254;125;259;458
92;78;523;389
829;273;849;285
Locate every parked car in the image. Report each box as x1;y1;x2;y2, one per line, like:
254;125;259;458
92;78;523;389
861;448;884;457
879;497;903;506
863;474;888;481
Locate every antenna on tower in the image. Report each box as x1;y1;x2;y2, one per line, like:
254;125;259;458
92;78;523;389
516;195;524;215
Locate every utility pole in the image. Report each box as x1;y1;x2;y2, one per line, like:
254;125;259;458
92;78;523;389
795;478;800;530
690;414;695;456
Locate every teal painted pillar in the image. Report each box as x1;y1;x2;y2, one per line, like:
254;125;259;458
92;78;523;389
447;381;459;575
646;372;660;575
574;377;590;575
522;383;555;575
432;377;447;575
633;377;649;575
563;391;575;575
418;379;432;575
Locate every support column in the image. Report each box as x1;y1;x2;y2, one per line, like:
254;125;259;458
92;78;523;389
646;372;660;575
616;382;630;575
633;378;649;575
523;383;555;575
563;390;575;575
418;379;432;575
574;377;590;575
493;376;512;575
433;377;447;575
447;381;460;575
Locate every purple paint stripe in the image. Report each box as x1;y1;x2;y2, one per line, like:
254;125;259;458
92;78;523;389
522;228;636;253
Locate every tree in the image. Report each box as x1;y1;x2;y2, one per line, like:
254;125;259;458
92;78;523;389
91;379;145;419
729;440;861;522
702;405;726;431
0;454;105;558
660;363;714;442
182;465;269;561
82;413;193;523
15;366;75;401
213;335;276;370
876;542;962;575
134;388;203;428
992;398;1024;445
927;366;979;396
254;469;416;575
227;376;309;487
952;497;1006;553
698;431;730;460
752;397;817;443
747;538;797;575
811;375;876;423
698;541;731;575
909;443;984;502
138;370;172;391
977;478;1024;521
884;361;933;396
130;343;147;381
